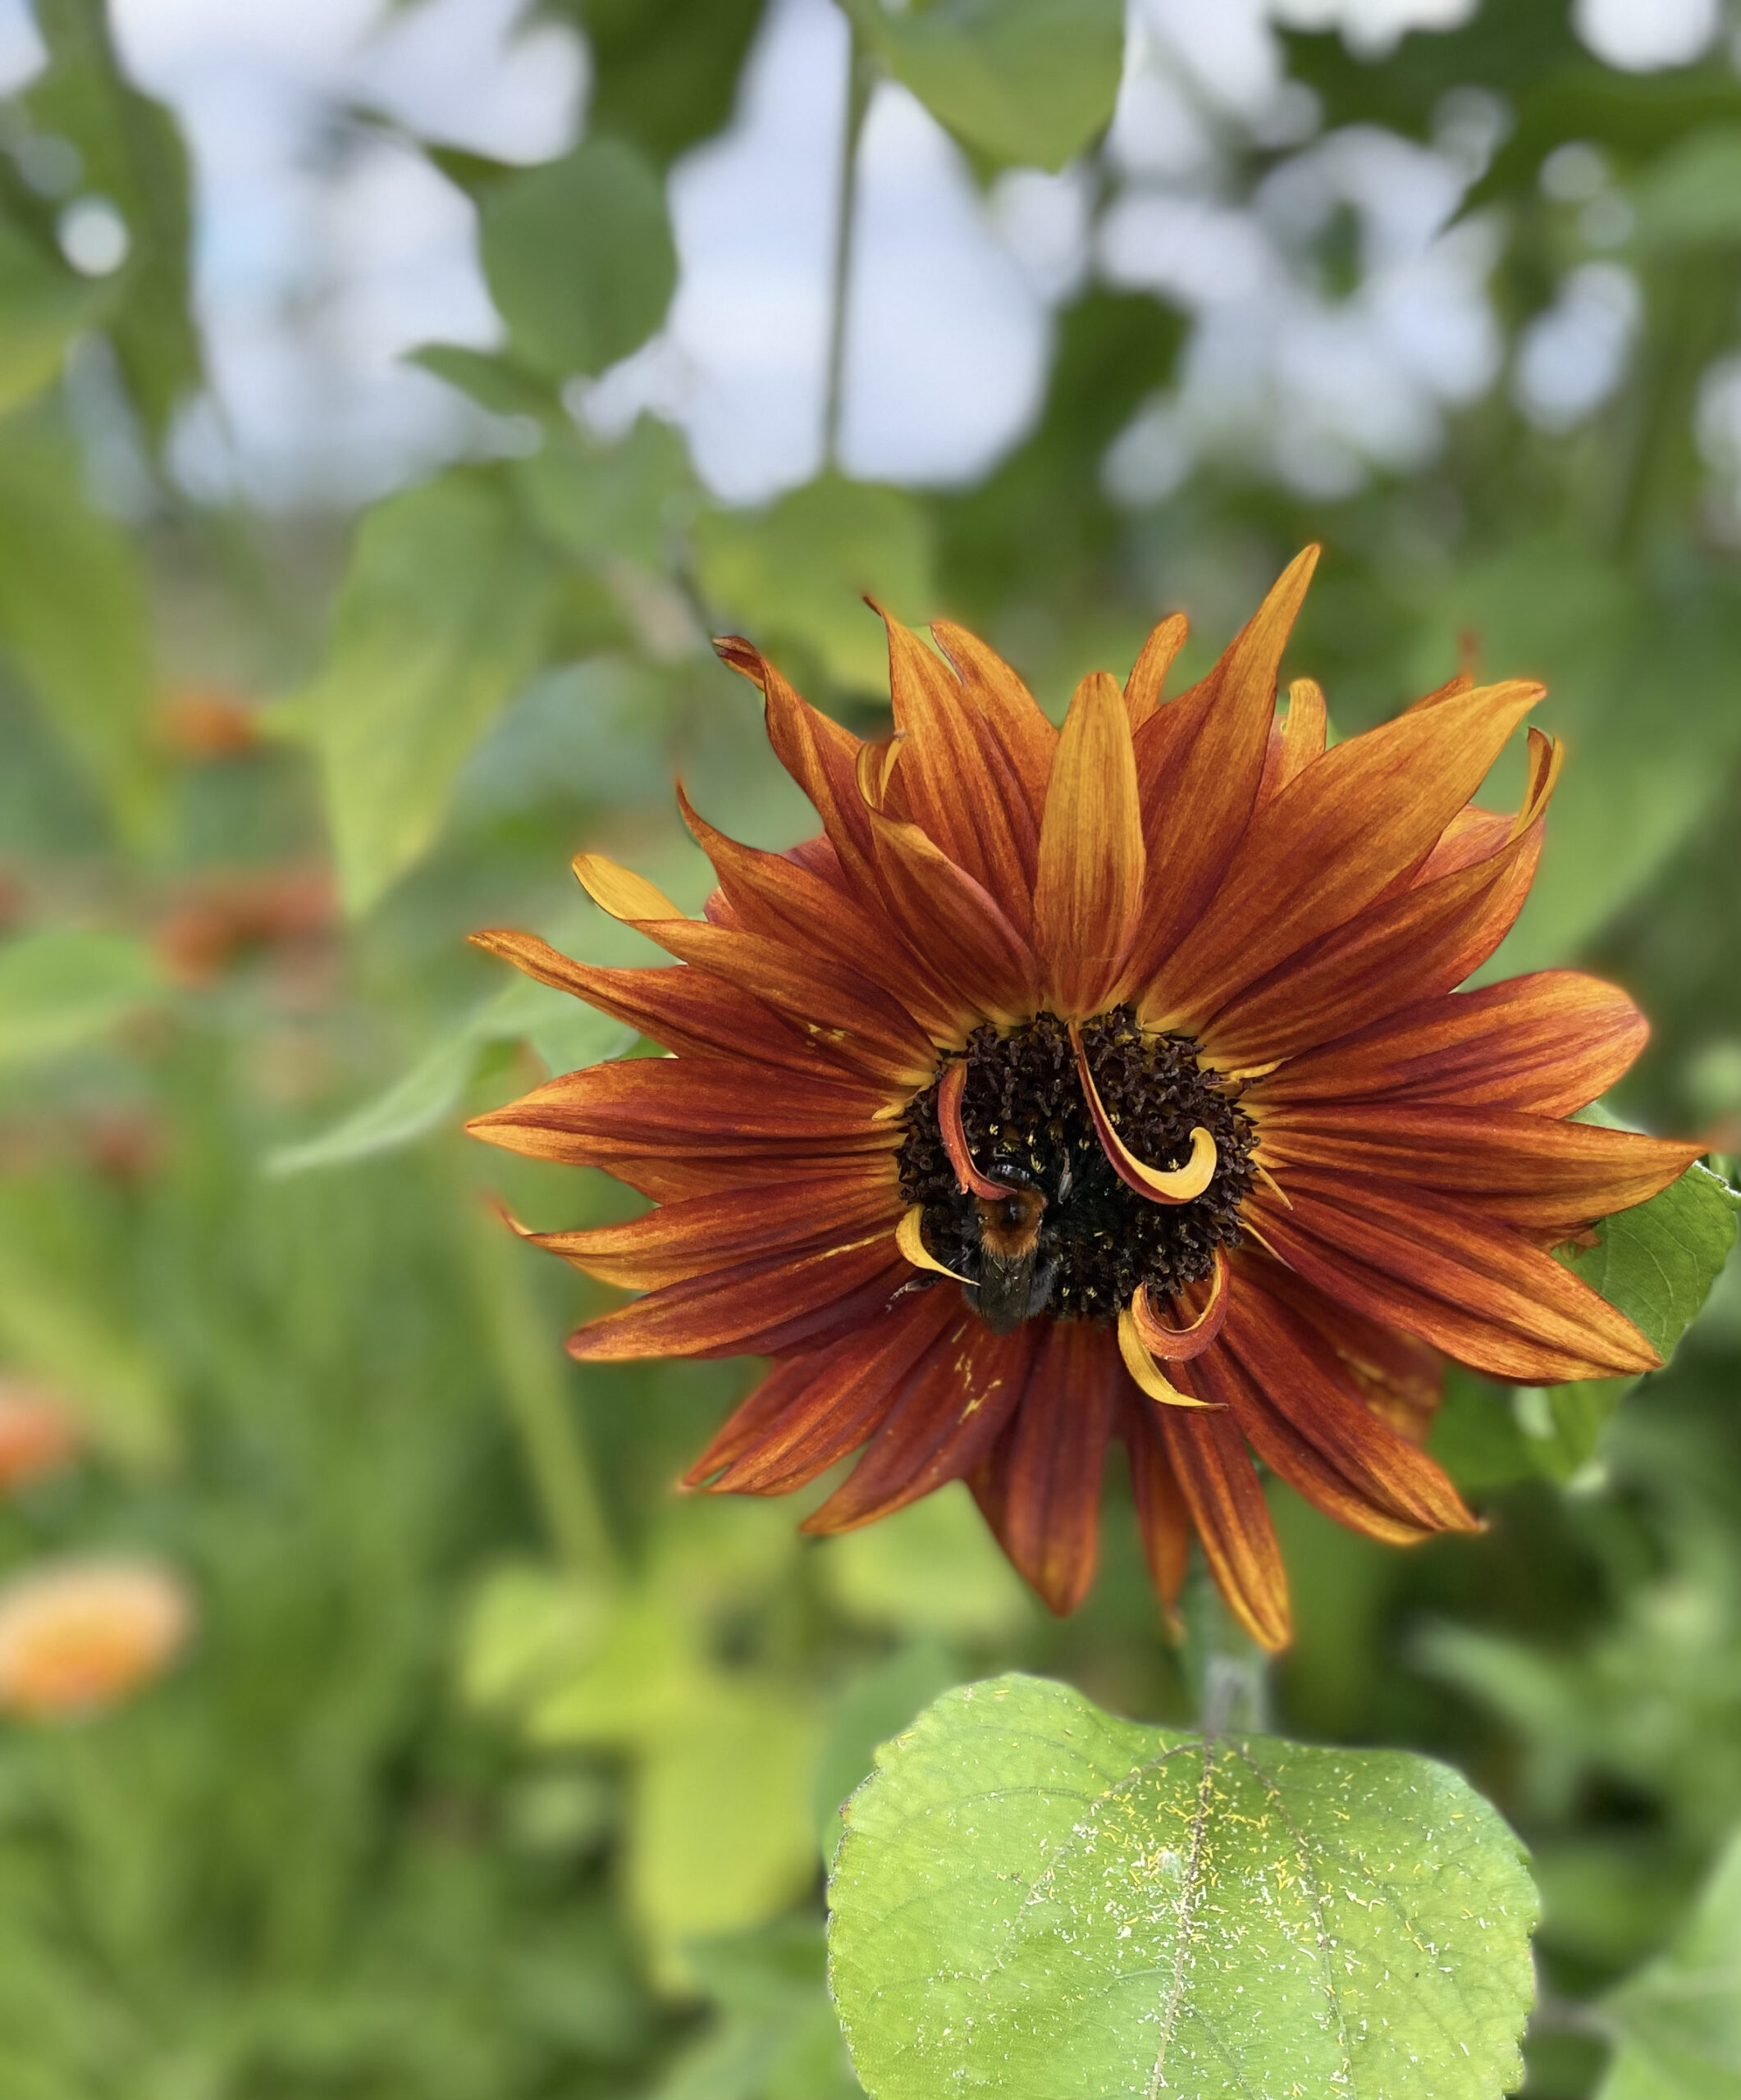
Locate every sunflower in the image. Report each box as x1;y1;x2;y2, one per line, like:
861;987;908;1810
468;548;1699;1649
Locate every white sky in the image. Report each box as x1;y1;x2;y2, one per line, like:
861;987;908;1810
0;0;1722;508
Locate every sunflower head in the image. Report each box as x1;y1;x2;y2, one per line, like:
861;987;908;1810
469;550;1698;1650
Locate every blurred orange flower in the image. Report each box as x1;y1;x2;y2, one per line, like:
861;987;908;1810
158;687;261;759
154;867;336;988
0;1559;193;1718
0;1381;82;1491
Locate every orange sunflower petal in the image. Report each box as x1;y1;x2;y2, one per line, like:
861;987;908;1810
1033;671;1145;1016
1120;1395;1192;1627
968;1322;1117;1614
1147;675;1540;1031
1149;1384;1292;1652
927;619;1056;843
803;1313;1033;1532
1265;970;1649;1117
1123;611;1189;730
1122;546;1319;991
688;1287;962;1495
1255;1171;1661;1382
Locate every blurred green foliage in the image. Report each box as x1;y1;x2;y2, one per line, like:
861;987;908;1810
2;0;1741;2093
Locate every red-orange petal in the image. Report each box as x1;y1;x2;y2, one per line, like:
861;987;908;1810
566;1231;902;1363
803;1312;1034;1532
1123;611;1189;730
968;1321;1117;1614
1120;1395;1192;1626
1149;676;1541;1031
1254;1171;1661;1383
1264;970;1649;1118
1150;1382;1292;1651
1033;670;1145;1016
516;1173;900;1290
688;1287;961;1494
927;619;1056;848
1259;1103;1702;1229
1123;546;1319;992
864;805;1039;1025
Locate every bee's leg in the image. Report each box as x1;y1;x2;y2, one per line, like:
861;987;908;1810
884;1273;944;1309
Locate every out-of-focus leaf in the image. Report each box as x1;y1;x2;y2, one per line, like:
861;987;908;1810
460;1563;616;1710
478;138;675;378
812;1641;961;1864
514;416;698;572
694;476;934;696
829;1673;1538;2100
1629;127;1741;250
1414;544;1741;975
1433;1162;1738;1490
267;971;633;1175
817;1483;1032;1643
1599;1826;1741;2098
404;343;562;419
1523;1161;1741;1481
0;1196;174;1468
23;0;199;434
0;927;159;1067
281;470;559;915
635;1682;820;1956
0;412;159;839
655;1920;861;2100
559;0;770;169
0;208;108;416
842;0;1123;172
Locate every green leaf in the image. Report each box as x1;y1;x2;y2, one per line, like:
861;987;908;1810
818;1482;1034;1643
404;343;561;420
0;411;160;840
829;1673;1538;2100
514;415;699;572
266;971;634;1175
562;0;770;170
1599;1827;1741;2099
0;927;160;1068
655;1921;861;2100
693;476;934;696
843;0;1124;172
1629;127;1741;250
813;1641;962;1864
281;471;560;915
0;208;109;417
478;138;676;378
23;0;200;436
1413;546;1741;977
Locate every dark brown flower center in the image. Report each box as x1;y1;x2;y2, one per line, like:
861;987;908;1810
896;1008;1255;1330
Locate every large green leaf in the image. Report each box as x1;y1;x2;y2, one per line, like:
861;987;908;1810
842;0;1124;172
0;412;159;839
1599;1827;1741;2098
694;476;934;696
478;138;676;378
281;471;560;915
0;926;161;1067
23;0;200;436
829;1673;1537;2100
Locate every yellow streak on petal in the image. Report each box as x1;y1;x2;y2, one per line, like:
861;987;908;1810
572;851;682;923
1117;1303;1222;1409
896;1206;974;1285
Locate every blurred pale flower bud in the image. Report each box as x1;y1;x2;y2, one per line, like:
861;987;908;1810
0;1558;193;1718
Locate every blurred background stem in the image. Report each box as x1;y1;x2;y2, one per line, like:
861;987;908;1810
823;39;873;471
458;1193;619;1582
1181;1569;1271;1738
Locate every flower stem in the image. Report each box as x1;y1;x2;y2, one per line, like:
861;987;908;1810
460;1198;618;1582
1182;1568;1270;1737
823;34;873;470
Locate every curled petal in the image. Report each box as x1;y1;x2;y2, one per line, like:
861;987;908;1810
1129;1250;1229;1362
937;1061;1008;1201
1117;1302;1223;1408
896;1205;972;1284
1070;1023;1217;1203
